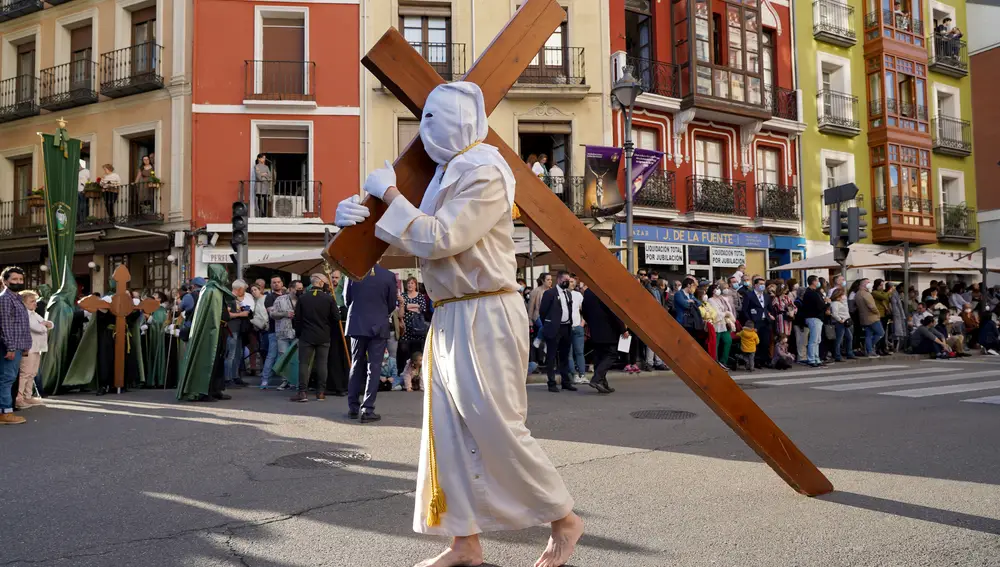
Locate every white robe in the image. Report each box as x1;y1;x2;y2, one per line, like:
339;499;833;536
376;165;574;536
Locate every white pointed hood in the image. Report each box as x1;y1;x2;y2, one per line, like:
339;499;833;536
417;82;515;214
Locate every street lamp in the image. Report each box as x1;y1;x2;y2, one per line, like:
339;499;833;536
612;66;644;274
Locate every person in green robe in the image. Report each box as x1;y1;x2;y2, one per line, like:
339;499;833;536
144;291;169;388
176;265;233;402
125;309;146;389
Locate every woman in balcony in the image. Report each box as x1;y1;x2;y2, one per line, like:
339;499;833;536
254;153;273;218
99;164;121;219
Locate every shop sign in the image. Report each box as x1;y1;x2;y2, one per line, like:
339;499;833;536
619;224;770;249
644;243;684;265
202;251;234;264
711;246;746;267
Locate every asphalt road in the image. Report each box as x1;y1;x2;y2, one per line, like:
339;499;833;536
2;356;999;567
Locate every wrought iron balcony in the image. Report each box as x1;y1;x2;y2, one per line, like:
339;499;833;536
932;116;972;157
686;176;747;217
0;0;43;23
882;9;924;36
100;42;164;98
929;35;968;78
40;60;99;111
936;204;976;242
813;0;857;46
78;181;164;230
0;196;47;239
622;55;678;99
239;180;323;220
756;183;799;221
517;47;585;86
765;85;798;121
0;75;40;124
817;90;860;136
406;42;466;81
244;60;316;102
545;175;585;216
635;171;676;210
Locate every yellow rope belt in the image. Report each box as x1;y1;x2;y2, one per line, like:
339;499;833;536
424;288;516;527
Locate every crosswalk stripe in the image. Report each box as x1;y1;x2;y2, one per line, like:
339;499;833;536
962;395;1000;405
815;370;1000;391
733;365;907;381
881;380;1000;398
754;367;943;387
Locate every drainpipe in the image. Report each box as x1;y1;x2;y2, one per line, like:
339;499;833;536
360;0;368;193
470;0;476;58
790;0;806;247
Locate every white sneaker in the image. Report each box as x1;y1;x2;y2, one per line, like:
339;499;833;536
392;384;403;391
573;374;587;384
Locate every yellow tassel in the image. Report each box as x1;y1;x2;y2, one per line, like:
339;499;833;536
425;326;446;527
511;202;521;220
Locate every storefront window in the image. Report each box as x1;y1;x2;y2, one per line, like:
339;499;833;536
688;245;710;265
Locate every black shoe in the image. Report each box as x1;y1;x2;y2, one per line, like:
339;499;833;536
360;411;381;424
212;393;232;400
96;386;109;396
562;384;578;391
548;385;560;393
588;380;611;394
809;362;823;368
348;411;359;420
602;380;615;393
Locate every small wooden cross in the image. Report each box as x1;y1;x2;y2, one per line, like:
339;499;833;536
325;0;832;496
78;265;160;392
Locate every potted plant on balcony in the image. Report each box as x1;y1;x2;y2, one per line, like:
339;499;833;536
148;170;161;190
27;188;45;209
101;177;119;195
83;181;102;199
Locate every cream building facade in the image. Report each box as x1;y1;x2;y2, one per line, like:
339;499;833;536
0;0;192;294
361;0;614;260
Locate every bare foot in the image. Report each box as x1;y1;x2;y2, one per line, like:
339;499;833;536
413;536;484;567
534;512;584;567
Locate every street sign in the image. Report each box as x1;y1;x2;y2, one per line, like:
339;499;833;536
823;183;859;206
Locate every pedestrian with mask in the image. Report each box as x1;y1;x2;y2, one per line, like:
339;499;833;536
856;278;884;358
270;279;301;391
539;271;578;393
260;275;285;389
0;267;31;424
289;274;340;403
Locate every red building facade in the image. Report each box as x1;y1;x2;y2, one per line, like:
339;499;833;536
610;0;805;281
190;0;360;276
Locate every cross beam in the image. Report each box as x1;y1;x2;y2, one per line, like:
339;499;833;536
325;0;832;496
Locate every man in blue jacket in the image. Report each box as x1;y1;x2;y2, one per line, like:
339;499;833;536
742;276;772;368
344;265;398;423
539;271;578;393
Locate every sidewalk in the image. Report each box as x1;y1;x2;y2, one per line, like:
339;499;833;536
525;351;986;384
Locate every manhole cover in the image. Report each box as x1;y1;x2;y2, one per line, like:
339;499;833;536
268;450;372;470
629;409;697;420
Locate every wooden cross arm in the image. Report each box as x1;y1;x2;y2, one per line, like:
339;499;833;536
78;295;111;314
324;0;567;279
137;298;161;316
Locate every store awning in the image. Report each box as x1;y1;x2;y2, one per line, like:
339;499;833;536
248;249;421;274
769;249;933;272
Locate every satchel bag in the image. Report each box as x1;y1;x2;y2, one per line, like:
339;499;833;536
407;312;430;337
823;323;836;341
684;304;705;331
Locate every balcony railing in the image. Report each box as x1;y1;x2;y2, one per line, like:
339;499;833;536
756;183;799;221
239;180;322;220
817;90;860;135
813;0;857;46
929;35;969;78
623;55;679;99
765;85;798;121
882;9;924;36
932;116;972;157
542;175;584;216
518;47;585;86
686;176;747;216
244;60;316;102
0;196;47;239
890;195;933;216
0;0;43;23
100;42;164;98
0;75;40;124
882;98;927;120
78;182;164;230
635;171;676;210
936;204;976;242
406;42;466;81
40;60;99;111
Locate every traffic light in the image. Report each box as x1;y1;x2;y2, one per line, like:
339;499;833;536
829;209;844;247
231;201;248;251
847;206;868;244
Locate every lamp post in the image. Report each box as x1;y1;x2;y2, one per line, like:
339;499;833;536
612;66;644;274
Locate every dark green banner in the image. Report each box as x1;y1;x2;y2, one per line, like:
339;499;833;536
39;128;82;394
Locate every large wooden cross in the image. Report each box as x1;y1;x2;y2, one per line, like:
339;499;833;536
79;265;160;392
325;0;833;496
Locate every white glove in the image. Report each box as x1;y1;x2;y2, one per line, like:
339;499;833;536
335;195;370;228
363;160;396;200
141;324;148;333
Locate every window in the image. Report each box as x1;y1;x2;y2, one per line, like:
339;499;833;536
528;8;567;76
259;13;306;98
131;6;156;74
16;41;35;103
756;147;779;184
939;172;963;206
70;25;93;88
826;165;837;188
695;138;724;178
145;251;169;292
13;157;32;197
625;2;652;61
402;16;450;63
632;126;659;151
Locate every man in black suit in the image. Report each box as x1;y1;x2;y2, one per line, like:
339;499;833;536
580;288;624;394
344;265;398;423
539;271;578;393
741;275;772;368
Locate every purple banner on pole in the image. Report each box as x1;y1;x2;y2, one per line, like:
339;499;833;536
582;145;624;216
629;148;665;196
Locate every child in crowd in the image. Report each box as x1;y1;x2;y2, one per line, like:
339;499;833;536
735;320;760;372
16;291;52;409
380;349;397;391
400;351;423;392
771;334;795;370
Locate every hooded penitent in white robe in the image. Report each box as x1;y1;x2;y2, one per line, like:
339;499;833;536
374;82;574;536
